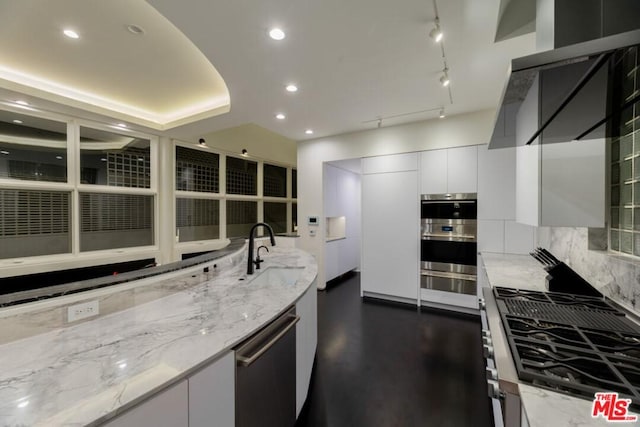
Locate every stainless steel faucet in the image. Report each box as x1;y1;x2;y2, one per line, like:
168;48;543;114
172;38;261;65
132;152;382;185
247;222;276;275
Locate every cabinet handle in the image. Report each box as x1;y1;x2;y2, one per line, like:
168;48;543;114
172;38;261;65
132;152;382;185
236;314;300;367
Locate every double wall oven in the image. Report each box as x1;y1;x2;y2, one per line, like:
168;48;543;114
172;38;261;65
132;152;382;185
420;193;478;310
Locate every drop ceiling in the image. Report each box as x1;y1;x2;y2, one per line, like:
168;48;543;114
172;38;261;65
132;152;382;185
0;0;536;141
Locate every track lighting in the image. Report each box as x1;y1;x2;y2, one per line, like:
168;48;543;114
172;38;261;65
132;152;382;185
440;69;450;87
241;149;248;157
439;108;445;119
429;18;443;42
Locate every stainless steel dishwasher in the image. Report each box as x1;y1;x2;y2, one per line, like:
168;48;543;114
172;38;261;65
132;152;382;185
235;306;299;427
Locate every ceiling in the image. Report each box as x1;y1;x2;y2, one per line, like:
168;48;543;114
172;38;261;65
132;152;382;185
0;0;536;142
0;0;229;130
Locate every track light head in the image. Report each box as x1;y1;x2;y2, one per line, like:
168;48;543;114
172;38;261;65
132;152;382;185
439;108;445;119
440;69;450;87
429;26;443;42
429;18;443;42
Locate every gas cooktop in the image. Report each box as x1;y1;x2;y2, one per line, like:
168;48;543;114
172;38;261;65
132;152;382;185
494;287;640;409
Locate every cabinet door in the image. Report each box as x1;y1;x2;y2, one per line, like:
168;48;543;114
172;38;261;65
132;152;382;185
296;284;317;417
477;145;515;220
189;352;235;427
104;381;188;427
420;149;447;195
540;139;605;227
362;171;419;300
515;144;540;227
341;237;359;274
325;239;340;281
447;145;478;194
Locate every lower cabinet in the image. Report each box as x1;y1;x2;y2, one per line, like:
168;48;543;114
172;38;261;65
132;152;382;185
325;237;358;281
189;351;235;427
295;283;318;417
103;380;189;427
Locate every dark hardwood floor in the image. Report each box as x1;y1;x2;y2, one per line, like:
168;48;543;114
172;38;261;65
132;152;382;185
296;273;492;427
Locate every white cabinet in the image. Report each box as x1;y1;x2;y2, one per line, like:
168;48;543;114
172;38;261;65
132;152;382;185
326;238;356;281
296;284;317;417
420;149;447;194
325;239;341;281
362;169;419;301
515;140;605;227
420;146;478;195
477;220;505;253
477;145;516;220
447;145;478;194
104;381;188;427
188;352;235;427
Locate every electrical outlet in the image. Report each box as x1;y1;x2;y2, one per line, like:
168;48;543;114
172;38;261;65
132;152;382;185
67;300;99;322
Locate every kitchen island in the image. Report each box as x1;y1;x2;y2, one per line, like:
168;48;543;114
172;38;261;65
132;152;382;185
481;252;638;427
0;240;317;426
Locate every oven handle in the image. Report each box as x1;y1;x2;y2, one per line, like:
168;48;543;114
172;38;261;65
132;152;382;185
421;200;476;204
421;269;477;281
421;234;476;242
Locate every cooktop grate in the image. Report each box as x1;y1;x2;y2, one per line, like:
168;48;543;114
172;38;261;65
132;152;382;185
502;299;639;334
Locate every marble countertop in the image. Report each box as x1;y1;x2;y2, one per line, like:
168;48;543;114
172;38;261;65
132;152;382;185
481;252;548;291
480;252;640;427
0;243;317;426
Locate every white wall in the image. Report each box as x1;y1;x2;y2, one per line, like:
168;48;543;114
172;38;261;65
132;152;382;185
297;109;495;288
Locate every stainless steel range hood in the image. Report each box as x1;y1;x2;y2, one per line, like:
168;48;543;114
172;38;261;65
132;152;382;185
489;29;640;149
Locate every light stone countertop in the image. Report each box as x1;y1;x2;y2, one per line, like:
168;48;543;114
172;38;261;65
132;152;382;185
481;252;548;291
0;243;317;426
481;252;640;427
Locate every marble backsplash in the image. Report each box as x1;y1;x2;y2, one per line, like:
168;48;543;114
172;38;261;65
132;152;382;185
538;227;640;314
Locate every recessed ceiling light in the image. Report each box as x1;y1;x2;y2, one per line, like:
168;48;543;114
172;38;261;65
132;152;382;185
126;24;145;35
269;28;286;40
276;113;286;120
12;119;23;124
15;100;28;106
56;156;63;160
305;129;314;135
116;123;127;128
63;29;79;39
1;150;9;155
286;84;298;93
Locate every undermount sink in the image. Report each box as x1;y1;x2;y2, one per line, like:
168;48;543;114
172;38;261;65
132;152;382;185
249;267;304;286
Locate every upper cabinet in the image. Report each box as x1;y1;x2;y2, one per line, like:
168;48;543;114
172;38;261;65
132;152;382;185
420;146;478;195
477;145;516;221
419;150;447;194
447;146;478;194
516;140;606;227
